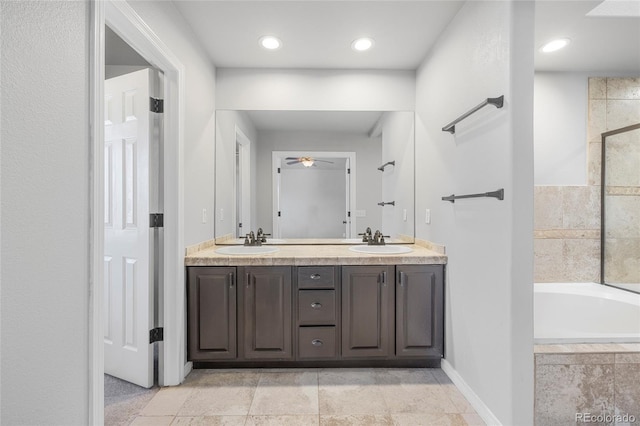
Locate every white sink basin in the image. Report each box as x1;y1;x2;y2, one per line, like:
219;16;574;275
348;245;413;254
341;238;367;244
215;246;279;255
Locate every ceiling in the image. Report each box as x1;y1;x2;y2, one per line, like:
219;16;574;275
108;1;640;73
535;1;640;73
172;0;465;69
172;0;640;73
245;110;384;133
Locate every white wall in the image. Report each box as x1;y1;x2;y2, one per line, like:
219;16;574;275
128;0;217;247
380;112;415;238
534;72;588;185
216;68;415;111
256;130;382;235
1;1;90;423
415;2;534;424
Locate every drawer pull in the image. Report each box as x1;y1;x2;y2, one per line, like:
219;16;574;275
311;302;322;309
310;273;321;280
311;339;323;347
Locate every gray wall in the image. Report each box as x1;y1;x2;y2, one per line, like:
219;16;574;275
128;0;217;247
381;111;415;238
255;130;382;235
215;110;258;238
1;0;218;422
1;2;90;423
415;1;534;424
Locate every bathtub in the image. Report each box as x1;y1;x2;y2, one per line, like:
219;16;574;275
534;282;640;344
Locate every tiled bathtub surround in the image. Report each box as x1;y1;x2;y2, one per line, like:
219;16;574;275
534;77;640;283
534;185;601;283
534;344;640;426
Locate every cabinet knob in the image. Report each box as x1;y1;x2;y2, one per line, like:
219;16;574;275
310;273;321;280
311;302;322;309
312;339;323;346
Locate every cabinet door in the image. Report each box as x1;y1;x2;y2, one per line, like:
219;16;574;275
341;265;394;358
242;266;293;359
396;265;444;357
187;267;237;360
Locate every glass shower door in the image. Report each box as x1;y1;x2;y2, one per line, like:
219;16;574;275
602;123;640;294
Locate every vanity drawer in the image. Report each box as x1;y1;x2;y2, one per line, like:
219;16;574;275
298;326;336;359
298;266;336;289
298;290;336;325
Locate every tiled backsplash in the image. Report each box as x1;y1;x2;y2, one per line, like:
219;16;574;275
534;77;640;283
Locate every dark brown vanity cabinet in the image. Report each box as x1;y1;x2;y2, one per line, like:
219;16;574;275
296;266;340;360
187;267;237;360
241;266;293;360
341;265;394;358
395;265;444;358
187;263;444;365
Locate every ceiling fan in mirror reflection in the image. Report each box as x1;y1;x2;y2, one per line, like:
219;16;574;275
285;156;335;167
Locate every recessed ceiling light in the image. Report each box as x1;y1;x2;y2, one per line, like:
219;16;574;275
540;38;571;53
351;37;374;52
259;36;281;50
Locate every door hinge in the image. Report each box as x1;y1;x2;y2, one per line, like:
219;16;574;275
277;167;281;173
149;327;163;343
347;168;351;174
278;211;281;217
348;211;351;217
150;213;164;228
150;97;164;113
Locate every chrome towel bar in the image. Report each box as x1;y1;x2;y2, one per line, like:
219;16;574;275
442;95;504;134
442;189;504;203
377;160;395;171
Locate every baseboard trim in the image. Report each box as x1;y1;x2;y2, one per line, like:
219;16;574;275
441;359;502;426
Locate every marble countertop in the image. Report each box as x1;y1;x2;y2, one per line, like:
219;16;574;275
185;243;447;267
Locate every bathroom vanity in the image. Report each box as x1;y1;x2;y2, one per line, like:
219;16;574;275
185;244;446;368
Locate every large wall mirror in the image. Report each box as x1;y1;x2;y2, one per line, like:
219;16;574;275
215;110;415;244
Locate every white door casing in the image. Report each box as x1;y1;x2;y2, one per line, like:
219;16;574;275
92;1;186;423
104;69;155;388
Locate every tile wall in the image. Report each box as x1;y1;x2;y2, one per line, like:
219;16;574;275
534;345;640;426
534;77;640;283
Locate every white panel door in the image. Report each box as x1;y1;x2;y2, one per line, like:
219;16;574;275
104;69;154;388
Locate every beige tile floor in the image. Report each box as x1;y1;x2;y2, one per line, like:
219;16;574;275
130;368;485;425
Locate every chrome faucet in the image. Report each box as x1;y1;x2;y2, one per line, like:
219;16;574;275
368;230;389;246
244;228;272;246
256;227;271;243
358;227;373;243
244;231;262;246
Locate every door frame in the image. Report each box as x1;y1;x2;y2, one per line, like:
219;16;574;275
272;151;356;238
90;1;186;424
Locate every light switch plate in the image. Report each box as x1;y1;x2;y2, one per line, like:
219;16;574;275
425;209;431;224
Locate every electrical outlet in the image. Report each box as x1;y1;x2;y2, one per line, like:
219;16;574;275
403;209;407;221
425;209;431;224
202;208;207;224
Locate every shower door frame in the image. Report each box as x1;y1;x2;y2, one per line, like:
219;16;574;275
600;122;640;293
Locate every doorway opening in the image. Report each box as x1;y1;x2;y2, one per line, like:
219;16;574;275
91;1;187;424
272;151;356;239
